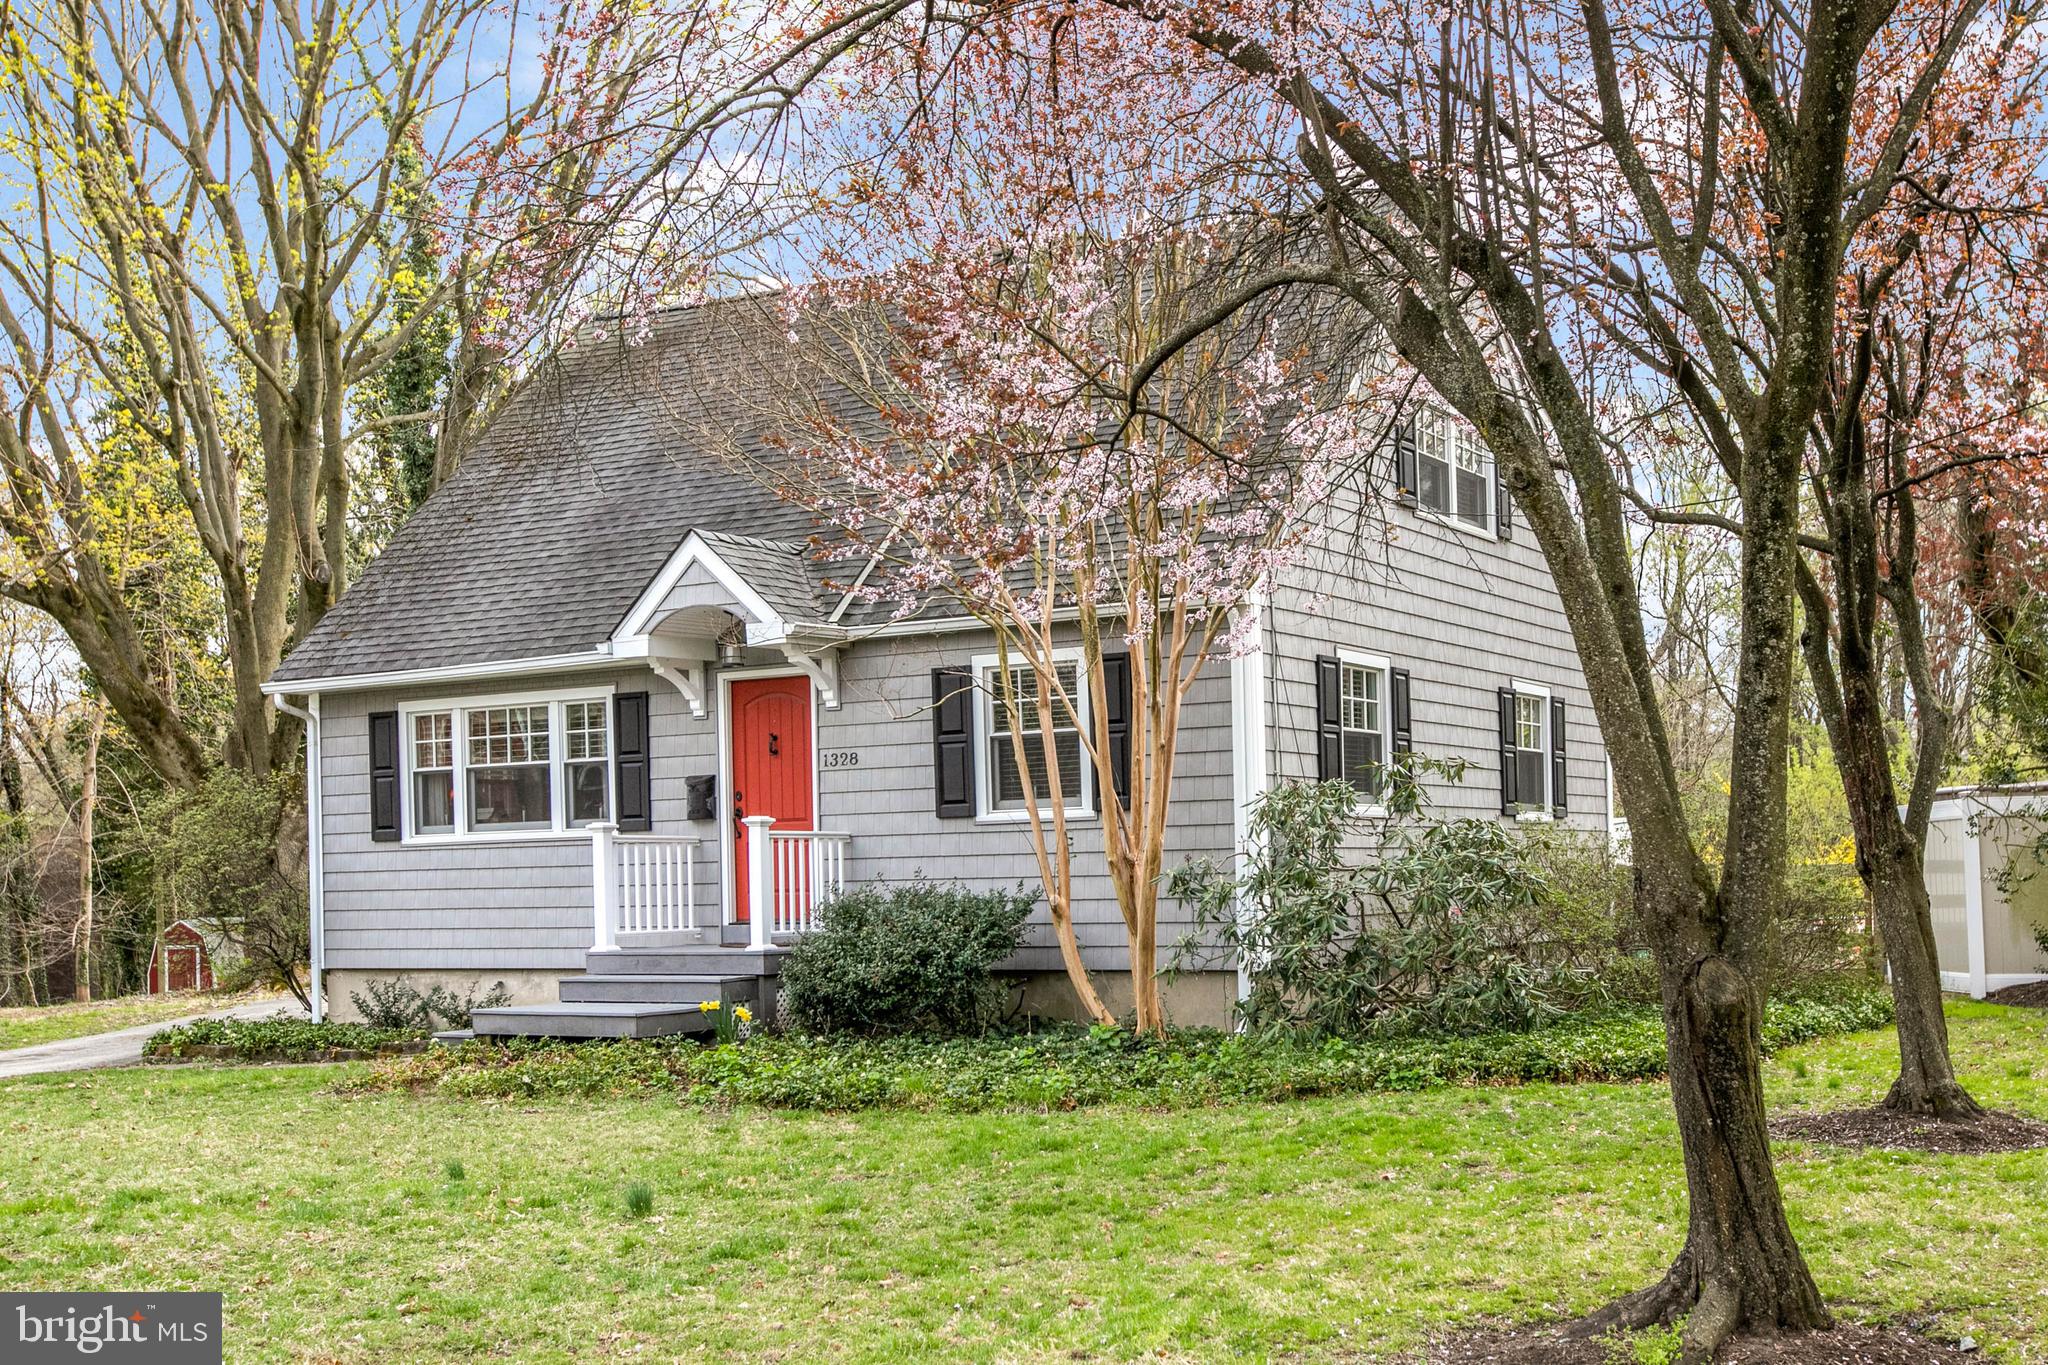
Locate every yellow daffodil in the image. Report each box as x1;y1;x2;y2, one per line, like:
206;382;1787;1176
733;1006;753;1024
698;1000;720;1013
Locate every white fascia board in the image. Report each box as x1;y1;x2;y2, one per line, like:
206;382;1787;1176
261;649;619;697
614;530;791;641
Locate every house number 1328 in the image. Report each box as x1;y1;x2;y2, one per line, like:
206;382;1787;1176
820;750;860;769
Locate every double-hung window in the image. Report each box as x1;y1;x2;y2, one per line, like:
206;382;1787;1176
401;691;613;839
1412;410;1493;533
1339;656;1389;797
976;653;1093;818
467;704;552;830
1499;679;1561;817
412;713;456;835
1512;692;1548;804
564;700;611;825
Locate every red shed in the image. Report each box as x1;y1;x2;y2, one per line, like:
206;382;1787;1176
148;920;215;994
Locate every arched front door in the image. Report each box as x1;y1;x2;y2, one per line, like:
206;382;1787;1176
729;674;814;924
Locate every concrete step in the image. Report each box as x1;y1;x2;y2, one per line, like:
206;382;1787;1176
469;1002;715;1040
558;974;760;1007
584;947;787;978
431;1029;475;1046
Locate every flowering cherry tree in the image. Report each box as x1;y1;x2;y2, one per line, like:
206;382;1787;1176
1786;28;2048;1121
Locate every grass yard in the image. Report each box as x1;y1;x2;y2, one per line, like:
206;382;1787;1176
0;1002;2042;1364
0;990;272;1051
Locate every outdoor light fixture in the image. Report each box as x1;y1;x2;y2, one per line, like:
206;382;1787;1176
716;618;747;667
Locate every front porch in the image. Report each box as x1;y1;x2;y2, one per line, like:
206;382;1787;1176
467;820;852;1038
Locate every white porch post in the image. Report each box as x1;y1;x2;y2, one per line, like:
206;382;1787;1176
744;815;775;949
591;821;620;951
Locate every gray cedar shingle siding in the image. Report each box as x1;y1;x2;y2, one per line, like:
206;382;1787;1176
1267;477;1610;828
297;291;1611;985
315;638;1239;975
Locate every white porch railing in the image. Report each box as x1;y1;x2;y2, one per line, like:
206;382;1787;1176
590;823;701;951
743;816;850;948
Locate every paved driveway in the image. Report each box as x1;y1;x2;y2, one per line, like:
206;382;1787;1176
0;997;308;1079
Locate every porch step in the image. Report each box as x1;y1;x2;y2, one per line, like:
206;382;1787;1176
584;947;788;978
469;1002;715;1040
558;974;761;1007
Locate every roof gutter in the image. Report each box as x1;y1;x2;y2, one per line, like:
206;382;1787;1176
260;649;620;697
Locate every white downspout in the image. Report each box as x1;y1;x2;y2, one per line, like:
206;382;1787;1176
275;693;325;1022
1228;594;1270;1007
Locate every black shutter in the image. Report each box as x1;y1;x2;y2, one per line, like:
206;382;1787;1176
1390;667;1413;760
614;691;652;831
1494;457;1513;540
1550;694;1568;817
1315;656;1343;781
1394;419;1419;509
369;710;401;842
1100;652;1133;809
1497;687;1519;815
933;667;976;818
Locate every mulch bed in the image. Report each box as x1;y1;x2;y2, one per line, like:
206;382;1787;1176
1983;979;2048;1009
1771;1104;2048;1154
1413;1324;1978;1363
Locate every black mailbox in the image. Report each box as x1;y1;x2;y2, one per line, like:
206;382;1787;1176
685;774;717;822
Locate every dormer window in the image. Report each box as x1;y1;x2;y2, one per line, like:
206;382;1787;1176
1413;409;1493;532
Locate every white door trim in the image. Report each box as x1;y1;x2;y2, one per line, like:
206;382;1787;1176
715;666;819;927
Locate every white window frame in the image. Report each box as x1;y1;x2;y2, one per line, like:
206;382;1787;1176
1412;408;1495;538
396;685;616;844
1338;649;1393;813
971;648;1096;823
1509;678;1554;823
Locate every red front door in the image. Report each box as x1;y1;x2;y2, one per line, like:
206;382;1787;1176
730;675;814;923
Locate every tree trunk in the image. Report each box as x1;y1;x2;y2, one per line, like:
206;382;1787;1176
1580;903;1831;1359
1805;563;1984;1122
71;708;103;1003
1868;836;1982;1118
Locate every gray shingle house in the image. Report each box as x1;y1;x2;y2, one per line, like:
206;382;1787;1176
265;298;1615;1033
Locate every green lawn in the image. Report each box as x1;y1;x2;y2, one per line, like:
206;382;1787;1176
0;1003;2041;1363
0;991;273;1051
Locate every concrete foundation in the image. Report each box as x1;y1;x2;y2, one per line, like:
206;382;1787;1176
321;968;572;1024
1007;969;1239;1030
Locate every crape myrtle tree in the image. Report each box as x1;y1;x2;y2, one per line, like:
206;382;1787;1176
771;261;1377;1029
777;0;2026;1353
751;33;1386;1033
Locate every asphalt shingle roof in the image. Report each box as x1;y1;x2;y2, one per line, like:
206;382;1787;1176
272;296;847;685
